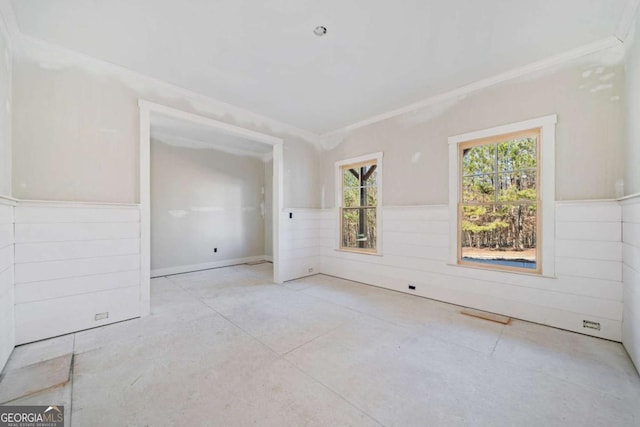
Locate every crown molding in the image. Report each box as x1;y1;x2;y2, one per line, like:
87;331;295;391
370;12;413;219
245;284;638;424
321;37;622;141
3;0;634;148
616;0;640;41
13;32;321;148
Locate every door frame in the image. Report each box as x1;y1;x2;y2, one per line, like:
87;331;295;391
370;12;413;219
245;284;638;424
138;99;284;315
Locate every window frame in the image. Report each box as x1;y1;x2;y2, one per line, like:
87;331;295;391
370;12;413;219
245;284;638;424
335;152;383;255
457;129;541;274
448;115;557;277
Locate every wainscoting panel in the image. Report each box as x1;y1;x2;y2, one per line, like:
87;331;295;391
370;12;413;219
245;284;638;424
13;202;141;344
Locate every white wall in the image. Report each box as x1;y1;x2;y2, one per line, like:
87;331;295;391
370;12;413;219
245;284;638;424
150;139;267;276
0;11;11;197
0;11;13;372
280;209;322;282
622;8;640;373
0;197;15;370
625;10;640;196
13;202;140;344
11;35;321;208
319;46;625;206
318;202;623;340
315;45;627;340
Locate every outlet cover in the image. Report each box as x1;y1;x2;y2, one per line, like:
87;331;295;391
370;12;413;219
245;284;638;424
95;312;109;321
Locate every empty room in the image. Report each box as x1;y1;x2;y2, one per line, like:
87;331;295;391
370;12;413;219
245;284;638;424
0;1;639;426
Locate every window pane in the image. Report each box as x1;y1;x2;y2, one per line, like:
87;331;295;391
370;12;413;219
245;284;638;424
343;186;378;207
343;168;360;187
342;207;376;250
462;144;496;176
461;203;537;270
364;166;377;186
498;138;537;172
463;174;495;203
497;170;537;202
343;187;359;207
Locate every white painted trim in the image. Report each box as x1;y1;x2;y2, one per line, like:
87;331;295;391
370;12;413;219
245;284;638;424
448;115;558;144
556;199;620;205
139;100;284;315
151;256;270;278
322;38;618;138
334;152;384;168
448;142;459;267
273;142;283;284
616;0;640;41
0;195;17;206
0;195;139;208
448;114;557;277
16;200;139;208
618;192;640;202
139;105;151;316
334;152;384;256
139;100;283;146
620;195;640;205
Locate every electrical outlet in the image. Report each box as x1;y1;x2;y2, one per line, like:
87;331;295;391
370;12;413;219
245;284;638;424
95;312;109;321
408;284;416;290
214;248;218;253
308;268;314;273
583;320;600;330
289;212;293;219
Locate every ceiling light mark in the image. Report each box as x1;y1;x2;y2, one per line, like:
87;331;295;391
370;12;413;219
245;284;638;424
314;26;327;37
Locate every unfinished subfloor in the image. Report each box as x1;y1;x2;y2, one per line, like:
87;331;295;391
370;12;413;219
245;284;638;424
1;264;639;426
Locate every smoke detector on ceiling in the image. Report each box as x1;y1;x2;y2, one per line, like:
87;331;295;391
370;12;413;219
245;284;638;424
314;26;327;37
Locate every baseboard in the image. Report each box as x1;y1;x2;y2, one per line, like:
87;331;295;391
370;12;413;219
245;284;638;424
151;255;269;277
263;255;273;262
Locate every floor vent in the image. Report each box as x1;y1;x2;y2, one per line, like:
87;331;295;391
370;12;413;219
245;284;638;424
460;308;511;325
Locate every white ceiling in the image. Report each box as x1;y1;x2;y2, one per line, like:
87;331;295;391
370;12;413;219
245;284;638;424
10;0;631;134
151;113;272;159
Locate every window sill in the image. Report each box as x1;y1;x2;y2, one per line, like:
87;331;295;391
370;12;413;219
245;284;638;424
334;248;383;257
447;262;556;279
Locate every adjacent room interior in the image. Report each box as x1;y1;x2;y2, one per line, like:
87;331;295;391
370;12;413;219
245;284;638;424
149;112;276;280
0;0;639;425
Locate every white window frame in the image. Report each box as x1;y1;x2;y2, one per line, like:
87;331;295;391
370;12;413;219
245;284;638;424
448;115;557;277
335;152;383;255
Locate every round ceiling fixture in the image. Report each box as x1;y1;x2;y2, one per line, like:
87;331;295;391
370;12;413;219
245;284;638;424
313;26;327;37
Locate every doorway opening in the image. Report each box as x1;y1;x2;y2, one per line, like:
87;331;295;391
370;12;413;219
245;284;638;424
139;101;283;315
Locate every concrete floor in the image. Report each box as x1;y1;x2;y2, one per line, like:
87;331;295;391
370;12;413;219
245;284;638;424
2;263;639;426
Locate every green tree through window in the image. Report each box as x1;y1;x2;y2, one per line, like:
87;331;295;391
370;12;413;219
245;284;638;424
341;160;378;252
459;130;540;272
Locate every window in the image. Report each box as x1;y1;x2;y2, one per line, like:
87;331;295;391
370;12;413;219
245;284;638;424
459;130;540;272
335;153;383;254
448;115;556;276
